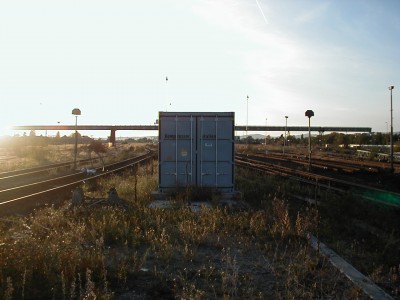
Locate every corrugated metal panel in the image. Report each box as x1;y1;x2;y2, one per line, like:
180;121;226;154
158;112;235;192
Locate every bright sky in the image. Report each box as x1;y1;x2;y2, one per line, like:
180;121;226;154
1;0;399;138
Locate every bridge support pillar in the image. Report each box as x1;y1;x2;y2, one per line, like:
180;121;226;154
110;129;116;147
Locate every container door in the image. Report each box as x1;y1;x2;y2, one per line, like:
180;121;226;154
159;115;195;191
197;115;234;192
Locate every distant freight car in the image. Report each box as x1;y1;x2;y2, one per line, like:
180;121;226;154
155;112;235;196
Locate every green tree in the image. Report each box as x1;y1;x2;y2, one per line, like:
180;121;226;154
325;132;337;145
372;132;385;145
335;133;349;148
358;133;371;145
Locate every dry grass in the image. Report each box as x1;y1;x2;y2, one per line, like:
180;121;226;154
1;141;398;298
0;161;387;299
0;142;153;173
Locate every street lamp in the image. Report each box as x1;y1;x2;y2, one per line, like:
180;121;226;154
265;117;267;153
388;86;394;172
165;76;169;111
246;95;249;137
283;116;288;155
305;110;314;171
385;121;389;146
72;108;81;170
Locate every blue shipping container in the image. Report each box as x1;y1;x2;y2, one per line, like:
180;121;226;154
158;112;235;193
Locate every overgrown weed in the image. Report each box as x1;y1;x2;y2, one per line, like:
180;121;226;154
0;160;389;299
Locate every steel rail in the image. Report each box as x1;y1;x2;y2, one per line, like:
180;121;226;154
235;156;400;208
0;152;152;216
0;157;99;180
238;153;381;173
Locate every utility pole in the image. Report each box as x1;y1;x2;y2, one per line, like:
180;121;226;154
283;116;288;155
265;117;267;154
389;86;394;172
246;95;249;137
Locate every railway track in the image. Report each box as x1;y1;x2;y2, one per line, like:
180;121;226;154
0;152;152;216
0;157;101;190
236;153;400;298
235;154;400;208
242;151;397;173
238;152;400;190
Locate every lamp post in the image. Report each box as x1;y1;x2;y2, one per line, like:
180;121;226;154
305;110;314;171
72;108;81;170
265;117;268;153
385;121;389;146
389;86;394;172
246;95;249;138
283;116;288;155
165;76;169;111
